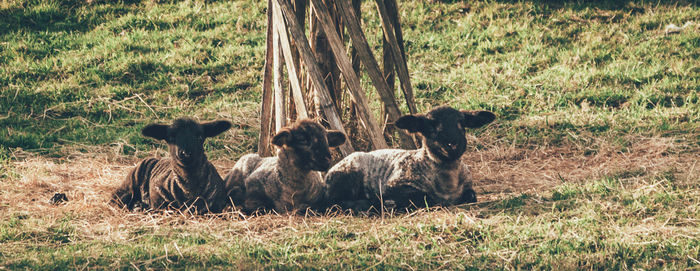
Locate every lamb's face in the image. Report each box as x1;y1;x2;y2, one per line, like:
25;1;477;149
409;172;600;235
272;119;346;171
395;106;495;162
142;118;232;167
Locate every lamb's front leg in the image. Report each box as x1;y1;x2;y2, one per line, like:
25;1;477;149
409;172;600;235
458;166;477;204
382;183;434;210
241;179;275;214
111;158;159;210
111;177;139;209
224;154;262;208
244;193;274;214
224;174;246;210
304;179;329;213
459;186;477;204
325;168;370;212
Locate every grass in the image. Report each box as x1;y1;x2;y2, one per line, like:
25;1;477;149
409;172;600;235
1;0;699;269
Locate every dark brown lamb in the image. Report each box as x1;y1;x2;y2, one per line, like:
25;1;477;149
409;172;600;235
325;106;495;211
224;119;346;214
111;118;232;214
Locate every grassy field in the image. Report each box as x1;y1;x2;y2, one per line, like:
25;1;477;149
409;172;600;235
1;0;699;269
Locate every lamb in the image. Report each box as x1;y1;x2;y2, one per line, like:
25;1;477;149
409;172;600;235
111;117;232;214
224;119;346;214
325;106;495;211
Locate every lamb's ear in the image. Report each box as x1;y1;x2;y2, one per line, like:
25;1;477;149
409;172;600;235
461;110;495;128
141;124;168;141
271;129;292;147
202;120;232;138
326;130;346;148
394;114;435;134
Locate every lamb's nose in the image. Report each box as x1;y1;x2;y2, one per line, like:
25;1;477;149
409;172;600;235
178;149;191;158
448;142;461;151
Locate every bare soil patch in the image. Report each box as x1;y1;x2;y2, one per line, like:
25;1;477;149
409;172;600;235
467;136;697;202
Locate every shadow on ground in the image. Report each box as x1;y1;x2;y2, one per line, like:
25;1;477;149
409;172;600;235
0;0;140;35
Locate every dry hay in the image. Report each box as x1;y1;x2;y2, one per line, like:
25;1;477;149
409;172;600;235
0;135;696;239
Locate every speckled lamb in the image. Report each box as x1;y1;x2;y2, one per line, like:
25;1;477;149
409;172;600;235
325;106;495;211
225;119;346;214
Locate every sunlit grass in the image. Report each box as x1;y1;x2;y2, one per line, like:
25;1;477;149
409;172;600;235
0;0;698;269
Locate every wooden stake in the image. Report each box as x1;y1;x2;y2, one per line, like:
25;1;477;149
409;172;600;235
381;1;395;93
336;0;415;148
273;2;309;119
308;0;388;150
258;0;275;156
374;0;417;115
350;0;361;76
273;5;287;133
384;0;407;66
275;0;354;156
307;5;321;118
289;0;308;121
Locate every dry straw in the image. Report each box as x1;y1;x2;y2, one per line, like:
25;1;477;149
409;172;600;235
1;135;696;242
